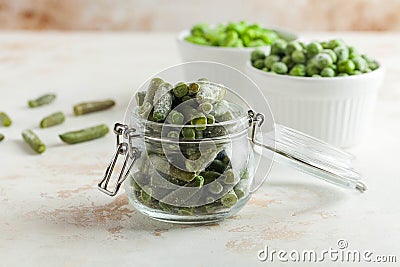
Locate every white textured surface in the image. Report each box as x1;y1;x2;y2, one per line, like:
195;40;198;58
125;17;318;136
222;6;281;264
0;32;399;266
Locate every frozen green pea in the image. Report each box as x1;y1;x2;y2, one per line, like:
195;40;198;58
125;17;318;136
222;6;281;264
253;59;264;69
368;60;379;71
221;190;238;208
354;70;363;75
271;62;288;74
285;41;302;56
352;56;368;72
338;59;356;74
337;73;348;77
306;64;320;76
314;53;333;69
322;49;337;63
306;42;323;57
185;36;208;45
251;49;266;61
291;50;306;63
289;64;306;76
320;67;335;77
281;55;292;66
334;46;349;61
326;39;344;49
270;39;287;55
264;55;280;69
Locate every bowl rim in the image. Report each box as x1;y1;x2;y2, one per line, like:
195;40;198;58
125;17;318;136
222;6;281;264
245;60;384;81
177;27;298;52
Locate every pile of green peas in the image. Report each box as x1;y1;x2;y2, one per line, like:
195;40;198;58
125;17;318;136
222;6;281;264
251;39;379;77
185;21;281;48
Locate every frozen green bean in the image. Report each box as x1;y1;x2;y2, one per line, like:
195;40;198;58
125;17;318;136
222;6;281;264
28;93;56;108
140;185;152;203
173;82;189;98
188;82;200;95
22;129;46;154
135;91;146;106
198;102;213;114
206;114;215;124
0;112;12;127
207;159;228;174
234;179;250;199
222;169;238;185
153;83;173;122
182;128;195;140
40;111;65;128
74;99;115;115
59;124;109;144
149;154;196;182
208;181;223;195
221;190;238;208
196;82;226;104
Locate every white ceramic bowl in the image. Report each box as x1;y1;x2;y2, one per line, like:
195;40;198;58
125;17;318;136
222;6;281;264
245;62;385;147
177;29;297;72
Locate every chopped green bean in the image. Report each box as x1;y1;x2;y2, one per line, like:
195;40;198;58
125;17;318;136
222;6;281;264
74;99;115;115
222;169;238;185
28;93;56;108
234;180;250;199
0;112;12;127
206;114;215;124
221;190;238;208
208;181;224;195
22;129;46;154
153;83;173;122
59;124;109;144
140;185;152;203
149;154;196;182
135;91;146;106
173;82;189;98
198;102;213;114
182;128;195;140
196;82;226;104
40;111;65;128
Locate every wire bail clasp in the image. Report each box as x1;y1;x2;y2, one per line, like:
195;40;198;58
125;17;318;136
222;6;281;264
98;123;141;196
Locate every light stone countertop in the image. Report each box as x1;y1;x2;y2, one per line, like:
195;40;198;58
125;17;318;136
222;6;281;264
0;32;399;267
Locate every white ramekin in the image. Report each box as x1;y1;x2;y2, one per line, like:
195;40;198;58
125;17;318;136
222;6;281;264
245;62;385;147
176;29;297;72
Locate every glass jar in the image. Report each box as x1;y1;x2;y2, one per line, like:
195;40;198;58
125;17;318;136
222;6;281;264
98;62;366;224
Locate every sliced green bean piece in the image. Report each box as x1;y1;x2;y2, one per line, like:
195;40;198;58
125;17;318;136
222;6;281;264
0;133;4;142
212;100;230;117
40;111;65;128
73;99;115;115
28;93;56;108
198;102;213;114
144;78;164;105
149;154;196;182
205;203;225;213
195;130;203;139
234;179;250;199
135;91;146;106
166;110;184;125
59;124;109;144
0;112;12;127
222;169;238;185
206;159;228;174
181;95;192;102
201;171;222;183
182;128;195;140
173;82;189;98
208;181;223;195
188;82;200;95
140;185;152;203
221;190;238;208
206;114;215;124
196;82;226;104
22;129;46;154
191;116;207;130
178;207;194;216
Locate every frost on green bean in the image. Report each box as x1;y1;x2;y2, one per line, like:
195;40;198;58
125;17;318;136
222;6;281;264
196;82;226;104
153;83;173;122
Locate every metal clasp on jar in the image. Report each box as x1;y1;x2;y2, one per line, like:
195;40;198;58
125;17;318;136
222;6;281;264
98;123;141;196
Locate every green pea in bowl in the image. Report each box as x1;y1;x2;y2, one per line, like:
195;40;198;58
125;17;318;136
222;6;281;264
177;22;297;72
245;39;384;147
